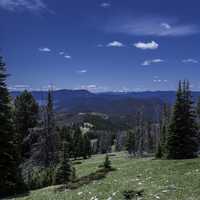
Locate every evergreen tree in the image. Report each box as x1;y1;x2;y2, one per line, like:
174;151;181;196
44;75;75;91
0;57;26;197
14;90;39;159
46;90;54;133
126;130;136;156
43;90;58;166
197;97;200;120
60;126;73;158
146;121;154;153
135;109;145;156
161;104;170;143
166;81;198;159
53;142;72;185
82;133;92;159
103;154;112;170
196;96;200;143
71;167;76;182
155;142;163;159
73;126;83;159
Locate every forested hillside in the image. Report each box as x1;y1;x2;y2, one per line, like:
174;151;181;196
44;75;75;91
1;56;200;199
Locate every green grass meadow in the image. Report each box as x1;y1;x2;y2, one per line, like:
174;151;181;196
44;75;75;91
12;152;200;200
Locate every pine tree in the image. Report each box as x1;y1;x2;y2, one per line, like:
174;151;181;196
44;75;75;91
166;80;198;159
53;142;72;185
14;90;39;159
71;167;76;182
46;90;54;133
0;57;26;197
155;142;163;159
73;126;83;159
126;130;136;156
43;90;58;166
197;97;200;120
103;154;111;170
60;126;73;158
82;133;92;159
159;104;171;156
146;121;154;153
135;109;145;156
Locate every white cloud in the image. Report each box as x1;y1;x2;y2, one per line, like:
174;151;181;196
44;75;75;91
0;0;47;11
134;41;159;50
59;51;65;55
107;41;125;47
78;84;109;92
105;16;199;37
100;2;110;8
64;55;71;59
14;84;30;88
39;47;51;52
78;84;97;91
161;22;171;30
153;79;168;83
142;59;164;66
8;84;31;91
182;58;199;64
84;85;96;89
77;69;87;74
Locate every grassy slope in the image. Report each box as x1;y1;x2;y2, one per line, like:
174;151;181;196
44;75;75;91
14;152;200;200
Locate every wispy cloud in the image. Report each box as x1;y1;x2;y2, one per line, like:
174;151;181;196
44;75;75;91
134;41;159;50
59;51;65;55
105;16;199;37
64;55;71;59
100;2;111;8
76;69;87;74
160;22;171;30
142;59;164;66
39;47;51;52
107;41;125;47
0;0;47;12
80;84;97;90
8;84;31;91
77;84;109;92
59;51;72;59
182;58;199;64
153;79;168;83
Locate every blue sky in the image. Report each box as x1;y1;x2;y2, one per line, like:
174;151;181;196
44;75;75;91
1;0;200;92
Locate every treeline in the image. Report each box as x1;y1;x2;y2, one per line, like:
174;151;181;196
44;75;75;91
1;55;200;198
125;80;200;160
0;57;92;197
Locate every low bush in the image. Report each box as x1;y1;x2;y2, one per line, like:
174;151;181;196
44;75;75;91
72;161;82;165
123;189;144;200
27;167;54;190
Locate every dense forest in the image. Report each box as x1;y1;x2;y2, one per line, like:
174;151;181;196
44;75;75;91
1;56;200;198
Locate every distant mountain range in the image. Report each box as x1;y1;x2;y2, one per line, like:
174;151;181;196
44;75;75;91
11;90;200;118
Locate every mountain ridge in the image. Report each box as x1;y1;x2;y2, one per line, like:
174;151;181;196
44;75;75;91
10;90;200;118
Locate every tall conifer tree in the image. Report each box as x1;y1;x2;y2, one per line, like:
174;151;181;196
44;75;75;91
53;142;72;185
14;90;39;159
166;80;198;159
126;130;136;156
0;57;25;197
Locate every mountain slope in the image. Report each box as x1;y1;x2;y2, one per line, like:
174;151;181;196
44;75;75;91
10;90;200;117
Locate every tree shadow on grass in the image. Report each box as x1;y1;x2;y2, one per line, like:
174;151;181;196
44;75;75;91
55;167;116;192
5;191;30;200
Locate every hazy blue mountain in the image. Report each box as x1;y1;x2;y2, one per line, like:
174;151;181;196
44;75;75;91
11;90;200;117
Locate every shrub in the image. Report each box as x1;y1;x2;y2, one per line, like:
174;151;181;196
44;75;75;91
27;167;54;190
123;189;144;199
103;154;112;169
